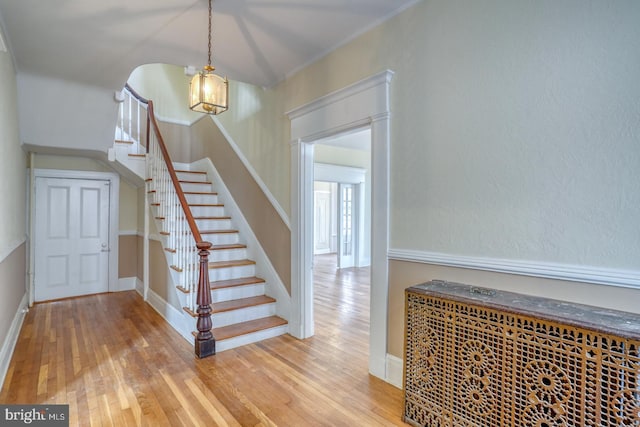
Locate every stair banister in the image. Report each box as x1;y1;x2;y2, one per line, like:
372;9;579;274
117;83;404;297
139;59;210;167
123;84;216;358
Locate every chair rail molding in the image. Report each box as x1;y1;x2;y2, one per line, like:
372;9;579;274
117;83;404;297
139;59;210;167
388;248;640;289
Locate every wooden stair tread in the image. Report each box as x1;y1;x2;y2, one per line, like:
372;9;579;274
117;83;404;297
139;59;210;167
200;229;238;235
128;153;145;158
175;170;206;174
184;191;218;195
212;295;275;313
179;180;212;185
194;216;231;220
210;243;246;251
212;316;288;341
209;276;265;291
115;139;134;144
189;203;223;207
209;259;255;269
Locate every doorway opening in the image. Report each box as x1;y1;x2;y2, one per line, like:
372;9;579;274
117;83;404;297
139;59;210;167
288;69;393;380
312;130;372;352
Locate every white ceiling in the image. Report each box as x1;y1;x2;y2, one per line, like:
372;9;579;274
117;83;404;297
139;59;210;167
0;0;418;90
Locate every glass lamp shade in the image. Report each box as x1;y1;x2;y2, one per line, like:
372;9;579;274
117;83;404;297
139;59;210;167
189;65;229;115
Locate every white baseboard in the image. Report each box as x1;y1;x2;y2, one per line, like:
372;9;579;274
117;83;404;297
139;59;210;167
0;293;28;390
385;353;404;389
145;289;193;344
135;278;144;297
116;277;137;292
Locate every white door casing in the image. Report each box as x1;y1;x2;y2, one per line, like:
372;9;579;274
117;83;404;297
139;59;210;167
287;70;393;381
31;169;119;305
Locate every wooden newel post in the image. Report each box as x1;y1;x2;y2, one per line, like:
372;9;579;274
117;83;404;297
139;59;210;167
195;241;215;358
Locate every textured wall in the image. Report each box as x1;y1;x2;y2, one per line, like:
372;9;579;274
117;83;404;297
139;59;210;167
0;36;26;352
118;235;138;278
0;42;26;259
191;117;292;292
127;63;201;125
283;0;640;271
17;73;116;155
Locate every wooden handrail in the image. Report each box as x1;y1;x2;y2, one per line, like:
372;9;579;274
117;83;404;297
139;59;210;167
146;100;203;243
124;84;215;357
124;83;148;105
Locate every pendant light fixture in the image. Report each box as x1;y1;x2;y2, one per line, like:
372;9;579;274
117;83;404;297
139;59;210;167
189;0;228;114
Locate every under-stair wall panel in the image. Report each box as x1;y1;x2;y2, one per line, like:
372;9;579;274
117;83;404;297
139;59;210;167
404;280;640;427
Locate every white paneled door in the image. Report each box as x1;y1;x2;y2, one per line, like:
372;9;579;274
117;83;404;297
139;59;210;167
34;177;110;301
337;183;356;269
313;189;332;254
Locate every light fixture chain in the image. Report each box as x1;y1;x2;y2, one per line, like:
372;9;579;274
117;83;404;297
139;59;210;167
207;0;212;67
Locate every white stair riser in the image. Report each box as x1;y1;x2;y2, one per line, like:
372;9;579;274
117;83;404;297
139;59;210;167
176;172;209;182
185;194;219;204
208;264;255;282
165;252;200;267
159;234;200;248
142;162;288;352
164;243;246;259
195;218;232;230
211;283;265;303
215;325;289;353
180;182;212;193
189;205;226;217
200;233;240;245
209;248;247;262
212;303;276;328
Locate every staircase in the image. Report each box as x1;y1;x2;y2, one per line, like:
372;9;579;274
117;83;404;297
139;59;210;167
112;84;288;354
148;167;288;352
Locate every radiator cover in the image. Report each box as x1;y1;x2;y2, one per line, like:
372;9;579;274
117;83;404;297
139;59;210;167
404;280;640;427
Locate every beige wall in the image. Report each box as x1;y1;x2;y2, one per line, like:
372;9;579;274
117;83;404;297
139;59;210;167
0;31;27;352
0;244;26;346
279;0;640;271
158;120;193;164
388;260;640;358
228;1;639;356
121;2;640;359
149;239;181;311
127;63;201;125
32;153;112;172
119;180;138;232
191;117;291;292
118;235;138;278
214;81;290;214
137;235;144;281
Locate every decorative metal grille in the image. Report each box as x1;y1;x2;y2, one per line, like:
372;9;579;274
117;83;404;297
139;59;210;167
404;282;640;427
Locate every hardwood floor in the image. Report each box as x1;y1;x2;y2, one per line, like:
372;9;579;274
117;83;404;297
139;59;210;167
0;255;406;426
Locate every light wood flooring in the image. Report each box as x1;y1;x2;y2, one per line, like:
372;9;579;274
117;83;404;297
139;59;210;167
0;254;406;426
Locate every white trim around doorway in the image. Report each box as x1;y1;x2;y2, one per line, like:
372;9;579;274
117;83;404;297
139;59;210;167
286;70;394;381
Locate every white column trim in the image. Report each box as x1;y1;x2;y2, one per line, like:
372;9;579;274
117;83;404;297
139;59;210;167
289;140;315;338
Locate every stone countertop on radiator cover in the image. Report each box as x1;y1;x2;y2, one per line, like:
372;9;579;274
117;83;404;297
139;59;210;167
408;280;640;340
